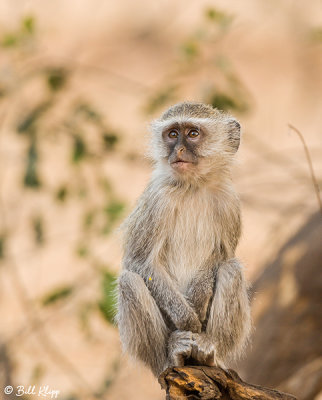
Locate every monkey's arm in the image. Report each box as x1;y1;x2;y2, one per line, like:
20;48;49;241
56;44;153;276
125;261;202;333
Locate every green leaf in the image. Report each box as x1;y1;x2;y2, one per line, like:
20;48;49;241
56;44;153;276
76;244;89;258
145;86;177;114
62;396;79;400
181;40;199;59
101;200;125;235
55;185;68;202
99;177;113;195
2;34;18;47
22;16;35;35
1;15;35;48
30;364;45;384
104;200;125;223
98;270;117;324
42;285;74;306
83;210;96;231
77;186;87;199
210;93;237;110
32;215;45;246
208;91;248;113
102;132;119;151
78;302;94;337
309;27;322;42
95;359;121;397
24;138;41;188
17;101;51;134
72;134;87;163
0;84;6;98
101;222;112;236
205;7;233;27
46;68;67;92
0;234;5;260
75;103;101;122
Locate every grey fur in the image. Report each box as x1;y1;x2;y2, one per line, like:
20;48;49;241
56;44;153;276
116;101;251;376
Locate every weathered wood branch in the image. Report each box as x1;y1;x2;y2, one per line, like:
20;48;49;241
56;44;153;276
159;366;297;400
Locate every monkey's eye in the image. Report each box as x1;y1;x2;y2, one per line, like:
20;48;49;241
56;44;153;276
188;130;199;138
168;130;178;138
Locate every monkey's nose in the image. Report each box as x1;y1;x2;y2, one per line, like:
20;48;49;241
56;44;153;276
177;147;185;155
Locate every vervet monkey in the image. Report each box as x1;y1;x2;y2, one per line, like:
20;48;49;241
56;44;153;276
117;102;251;376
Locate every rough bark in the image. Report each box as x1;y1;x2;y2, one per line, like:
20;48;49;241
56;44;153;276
159;366;297;400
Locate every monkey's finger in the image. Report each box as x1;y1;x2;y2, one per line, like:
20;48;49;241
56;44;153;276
171;353;185;367
191;343;215;366
177;354;186;367
177;339;195;348
191;343;200;361
203;350;215;366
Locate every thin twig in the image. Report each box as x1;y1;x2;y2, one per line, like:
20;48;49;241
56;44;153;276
288;123;322;216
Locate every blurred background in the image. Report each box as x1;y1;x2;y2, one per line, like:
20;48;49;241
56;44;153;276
0;1;321;399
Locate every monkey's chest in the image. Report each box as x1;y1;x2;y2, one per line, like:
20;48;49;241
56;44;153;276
166;207;215;292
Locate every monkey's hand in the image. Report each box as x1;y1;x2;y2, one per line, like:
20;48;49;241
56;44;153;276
175;310;202;333
191;333;217;367
168;330;195;367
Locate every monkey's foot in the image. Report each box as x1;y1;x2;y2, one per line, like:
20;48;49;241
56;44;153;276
159;366;297;400
168;330;195;367
191;333;217;367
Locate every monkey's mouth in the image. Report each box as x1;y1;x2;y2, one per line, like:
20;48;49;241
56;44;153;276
171;160;194;171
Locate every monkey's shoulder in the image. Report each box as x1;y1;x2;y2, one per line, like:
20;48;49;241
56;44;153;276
122;183;164;232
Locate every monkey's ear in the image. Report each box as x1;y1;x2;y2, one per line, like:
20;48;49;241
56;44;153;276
227;118;241;152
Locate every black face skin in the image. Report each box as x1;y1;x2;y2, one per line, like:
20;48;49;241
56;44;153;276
162;122;205;172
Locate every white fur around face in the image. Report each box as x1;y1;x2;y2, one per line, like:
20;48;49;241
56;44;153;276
148;115;238;186
149;116;226;160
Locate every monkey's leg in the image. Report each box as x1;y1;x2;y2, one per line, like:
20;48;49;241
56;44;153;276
204;258;251;363
185;259;251;367
117;270;169;376
185;267;214;325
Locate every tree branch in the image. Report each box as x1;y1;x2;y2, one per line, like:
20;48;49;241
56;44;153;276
288;123;322;216
159;366;297;400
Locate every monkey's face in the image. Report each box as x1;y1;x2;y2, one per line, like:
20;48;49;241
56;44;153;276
162;122;202;173
150;102;241;184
